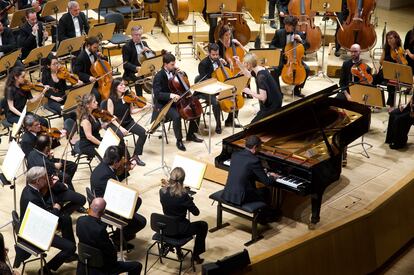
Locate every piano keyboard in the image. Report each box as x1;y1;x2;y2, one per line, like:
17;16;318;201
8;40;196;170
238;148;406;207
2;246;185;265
276;176;306;189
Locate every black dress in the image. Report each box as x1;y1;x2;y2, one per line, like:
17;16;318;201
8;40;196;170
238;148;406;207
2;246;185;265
404;29;414;71
5;85;32;124
79;115;102;157
385;104;414;149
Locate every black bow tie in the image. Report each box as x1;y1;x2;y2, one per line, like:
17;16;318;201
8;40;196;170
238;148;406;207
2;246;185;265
286;32;294;35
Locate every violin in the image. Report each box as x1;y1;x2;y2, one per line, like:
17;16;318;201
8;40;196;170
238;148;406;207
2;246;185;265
351;62;373;84
281;33;307;85
57;66;80;85
123;94;147;108
40;126;62;139
168;70;202;121
337;0;376;51
90;53;113;100
391;47;408;65
91;108;115;122
20;81;57;93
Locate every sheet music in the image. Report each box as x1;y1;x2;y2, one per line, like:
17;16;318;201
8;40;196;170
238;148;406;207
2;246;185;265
1;140;25;181
19;202;58;251
104;179;138;219
11;105;27;138
172;155;206;190
196;83;229;95
97;128;121;158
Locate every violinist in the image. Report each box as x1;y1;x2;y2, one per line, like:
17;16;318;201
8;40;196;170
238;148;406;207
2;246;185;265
122;25;153;97
404;26;414;72
14;167;77;274
152;52;203;152
235;53;283;123
107;78;147;166
90;146;146;249
269;15;310;97
3;67;48;126
58;1;89;43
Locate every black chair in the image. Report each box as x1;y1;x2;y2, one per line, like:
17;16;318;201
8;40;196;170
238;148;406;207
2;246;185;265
144;213;195;275
11;211;47;273
0;98;12;143
71;140;94;173
98;0;118;19
115;0;141;19
78;242;105;275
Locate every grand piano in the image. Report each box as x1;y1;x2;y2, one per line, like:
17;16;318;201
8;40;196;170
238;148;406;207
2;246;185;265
215;84;371;225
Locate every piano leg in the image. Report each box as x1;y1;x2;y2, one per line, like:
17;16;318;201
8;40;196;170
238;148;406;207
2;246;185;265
310;191;323;227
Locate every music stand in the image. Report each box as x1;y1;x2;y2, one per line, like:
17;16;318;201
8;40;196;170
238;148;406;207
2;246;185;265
249;48;281;67
62;83;94;114
0;50;21;75
309;0;342;83
10;7;31;29
383;61;413;107
56;36;86;72
88;23;116;42
41;0;68;47
206;0;237;13
23;43;55;78
125;18;157;35
77;0;101;19
347;84;385;158
144;100;174;176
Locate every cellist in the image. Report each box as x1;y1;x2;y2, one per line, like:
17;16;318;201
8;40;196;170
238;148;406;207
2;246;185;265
269;15;310;98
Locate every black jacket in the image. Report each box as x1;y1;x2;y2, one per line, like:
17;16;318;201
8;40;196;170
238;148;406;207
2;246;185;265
122;39;149;79
90;162;117;198
0;27;17;55
20;131;36;157
198;56;215;81
73;50;94;83
17;21;46;59
20;184;60;220
57;12;89;43
269;29;309;67
152;69;172;108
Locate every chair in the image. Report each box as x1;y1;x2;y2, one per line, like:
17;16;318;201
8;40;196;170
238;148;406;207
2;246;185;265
144;213;195;275
71;140;94;173
98;0;118;18
11;211;47;273
115;0;141;19
78;242;105;275
42;103;63;126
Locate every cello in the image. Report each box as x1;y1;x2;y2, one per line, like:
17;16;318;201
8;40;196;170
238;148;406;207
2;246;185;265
225;30;245;75
90;54;113;100
337;0;377;51
168;70;202;121
281;33;307;85
288;0;322;54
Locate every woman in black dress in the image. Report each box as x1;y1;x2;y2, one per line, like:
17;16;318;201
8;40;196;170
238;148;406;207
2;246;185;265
404;26;414;72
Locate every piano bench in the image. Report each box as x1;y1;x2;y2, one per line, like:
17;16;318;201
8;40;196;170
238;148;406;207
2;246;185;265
208;190;267;246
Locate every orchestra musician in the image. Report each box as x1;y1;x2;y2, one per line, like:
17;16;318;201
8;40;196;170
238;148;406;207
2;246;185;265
160;167;208;265
107;78;147;166
385;96;414;150
76;198;142;275
268;0;277;29
18;0;40;9
17;9;48;60
276;0;289;29
122;25;152;97
202;0;218;43
152;52;203;152
0;21;17;58
14;167;77;273
0;233;19;275
404;26;414;71
90;146;147;249
269;15;310;97
58;1;89;43
235;53;283;123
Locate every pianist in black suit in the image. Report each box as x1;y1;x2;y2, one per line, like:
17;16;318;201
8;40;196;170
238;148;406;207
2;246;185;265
0;21;17;56
222;135;278;206
269;15;310;97
58;1;89;43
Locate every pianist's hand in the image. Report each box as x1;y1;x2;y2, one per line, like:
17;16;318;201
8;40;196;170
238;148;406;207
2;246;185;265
268;172;280;179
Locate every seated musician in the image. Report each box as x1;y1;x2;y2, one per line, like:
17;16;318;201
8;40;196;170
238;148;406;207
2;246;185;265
17;9;48;60
107;78;147;166
235;53;283;123
269;15;310;98
58;1;89;43
90;145;146;248
122;25;153;97
385;97;414;150
14;167;77;273
152;52;203;152
159;167;208;264
0;21;17;57
404;26;414;72
3;67;48;126
222;135;279;222
73;36;105;104
77;197;142;275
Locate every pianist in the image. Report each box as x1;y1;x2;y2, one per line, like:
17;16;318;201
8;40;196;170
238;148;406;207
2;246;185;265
222;135;279;222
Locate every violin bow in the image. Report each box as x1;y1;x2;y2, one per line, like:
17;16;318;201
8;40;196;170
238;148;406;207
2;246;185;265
60;122;76;185
42;157;55;206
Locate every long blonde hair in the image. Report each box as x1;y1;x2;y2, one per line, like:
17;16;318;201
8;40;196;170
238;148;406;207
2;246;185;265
161;167;186;197
77;93;95;122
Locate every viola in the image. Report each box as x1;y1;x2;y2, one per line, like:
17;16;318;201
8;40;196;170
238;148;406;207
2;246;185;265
90;53;113;100
351;62;373;84
281;34;307;85
57;66;79;85
391;47;408;65
40;126;62;139
168;70;202;121
337;0;376;51
123;94;147;108
91;108;115;122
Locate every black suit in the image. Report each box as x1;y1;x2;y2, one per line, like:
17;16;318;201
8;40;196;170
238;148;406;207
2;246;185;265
0;27;17;55
73;49;102;103
90;162;147;240
160;188;208;258
152;69;199;141
17;21;46;59
222;149;275;205
122;40;150;96
14;185;76;271
76;215;142;275
57;12;89;42
20;131;37;157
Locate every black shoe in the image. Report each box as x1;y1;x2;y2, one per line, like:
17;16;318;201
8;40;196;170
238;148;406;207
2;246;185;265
270;22;277;29
294;93;305;98
389;143;405;150
176;140;186;151
224;120;242;128
192;255;205;265
131;155;146;166
77;206;87;214
64;253;78;263
215;126;222;134
186;135;203;143
334;50;341;57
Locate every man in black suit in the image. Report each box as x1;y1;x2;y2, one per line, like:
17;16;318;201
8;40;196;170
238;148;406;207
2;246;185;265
76;197;142;275
152;52;203;151
0;21;17;56
17;9;48;60
20;114;41;157
14;166;76;273
222;135;278;205
90;146;146;245
269;15;310;97
58;1;89;43
122;25;153;97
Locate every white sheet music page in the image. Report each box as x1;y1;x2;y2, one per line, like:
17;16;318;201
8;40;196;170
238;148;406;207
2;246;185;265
104;179;138;219
1;140;25;181
97;128;121;158
172;155;206;190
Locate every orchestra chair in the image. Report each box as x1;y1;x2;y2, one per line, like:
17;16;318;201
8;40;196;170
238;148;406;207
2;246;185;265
98;0;118;18
0;98;12;140
144;213;195;275
42;101;63;126
77;242;105;275
115;1;140;19
70;140;94;173
11;211;47;273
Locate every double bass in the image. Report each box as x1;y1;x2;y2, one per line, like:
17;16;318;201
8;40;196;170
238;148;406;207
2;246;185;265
288;0;322;54
168;70;202;121
337;0;377;51
281;33;307;85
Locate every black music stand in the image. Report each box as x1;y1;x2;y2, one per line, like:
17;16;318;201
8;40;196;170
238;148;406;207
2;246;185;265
348;84;385;158
383;61;413;107
144;100;174;176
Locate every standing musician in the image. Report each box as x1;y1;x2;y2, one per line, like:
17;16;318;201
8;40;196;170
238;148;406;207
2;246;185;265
76;198;142;275
14;167;77;273
268;0;277;29
269;15;310;98
122;25;153;97
17;9;48;60
235;53;283;123
0;21;17;57
90;146;147;248
276;0;289;29
58;1;89;43
107;78;147;166
404;26;414;72
202;0;218;43
152;52;203;152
